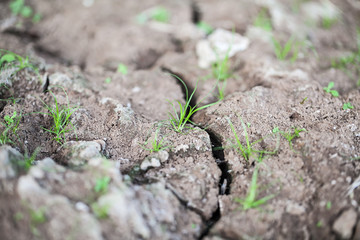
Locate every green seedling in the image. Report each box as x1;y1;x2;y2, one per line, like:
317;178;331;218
323;82;339;97
331;28;360;85
235;167;275;210
0;50;37;73
117;63;128;75
316;220;323;228
137;6;170;24
343;102;354;110
167;75;218;132
228;118;278;161
326;201;332;210
30;208;46;224
21;148;40;171
105;77;112;84
272;36;301;62
94;176;111;194
141;129;170;153
9;0;41;21
0;111;21;145
38;88;78;144
300;97;308;104
196;21;214;35
91;203;109;219
212;54;232;82
321;16;338;29
151;7;170;23
274;127;306;149
216;80;227;100
254;8;272;32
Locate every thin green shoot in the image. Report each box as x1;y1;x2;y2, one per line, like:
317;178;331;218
22;148;40;171
196;21;214;35
117;63;128;75
0;110;21;145
94;176;111;194
235;167;275;210
167;75;218;132
323;82;339;97
212;53;232;82
343;102;354;110
272;36;301;62
38;88;78;144
141;129;170;153
254;8;272;32
326;201;332;210
228;118;278;161
316;220;323;228
216;80;227;100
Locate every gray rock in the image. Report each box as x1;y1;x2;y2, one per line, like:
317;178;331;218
0;145;23;179
57;140;105;166
332;208;357;239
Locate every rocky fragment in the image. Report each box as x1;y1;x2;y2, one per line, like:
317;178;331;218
332;208;357;239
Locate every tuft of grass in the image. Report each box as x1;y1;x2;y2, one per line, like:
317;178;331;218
216;80;227;100
94;176;111;194
212;53;232;82
38;88;78;144
0;110;21;145
167;75;218;132
228;117;278;161
22;148;40;171
235;167;275;210
331;28;360;85
343;102;354;110
254;8;272;32
323;82;339;97
196;21;214;35
0;49;38;75
273;126;306;150
141;128;170;153
272;36;301;62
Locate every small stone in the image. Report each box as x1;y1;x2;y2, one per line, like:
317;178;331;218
150;158;161;168
331;180;336;185
140;159;152;171
286;201;306;215
0;145;23;179
75;202;89;212
158;150;169;163
332;208;357;239
29;167;45;179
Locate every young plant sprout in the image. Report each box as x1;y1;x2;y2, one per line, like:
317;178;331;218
235;167;275;210
38;88;78;144
167;75;218;132
323;82;339;97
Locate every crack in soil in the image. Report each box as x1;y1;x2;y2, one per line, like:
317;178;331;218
161;68;232;239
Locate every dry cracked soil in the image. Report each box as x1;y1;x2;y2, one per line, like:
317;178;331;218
1;0;360;239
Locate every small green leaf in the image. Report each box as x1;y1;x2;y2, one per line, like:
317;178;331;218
32;13;42;23
9;0;24;15
0;54;17;66
20;6;33;18
343;102;354;110
330;90;339;97
151;7;170;23
117;63;128;75
105;77;112;84
196;21;214;35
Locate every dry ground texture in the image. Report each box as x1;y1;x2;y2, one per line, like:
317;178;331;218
1;0;360;239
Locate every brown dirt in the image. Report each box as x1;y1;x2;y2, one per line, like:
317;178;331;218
1;0;360;239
